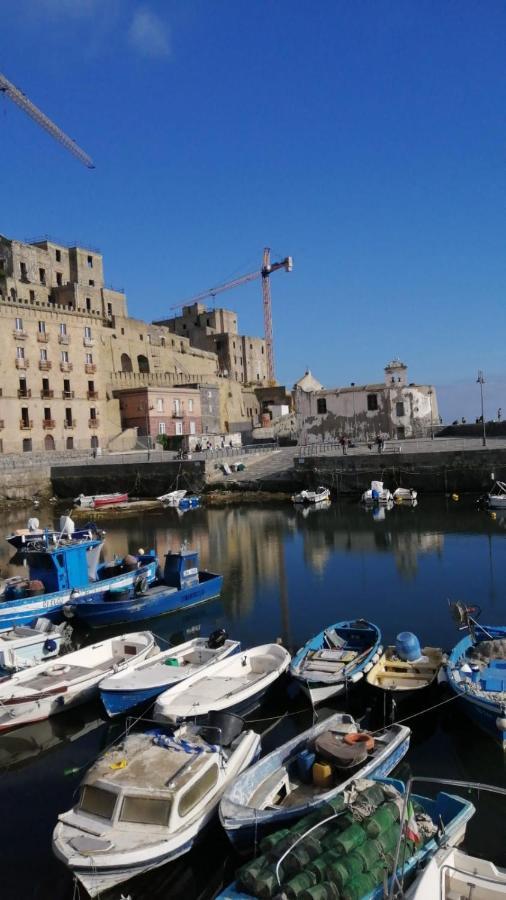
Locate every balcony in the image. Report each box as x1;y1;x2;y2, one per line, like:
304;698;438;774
88;418;99;428
41;389;54;399
60;362;73;372
84;364;96;374
42;419;55;430
58;334;70;345
19;419;33;430
13;329;27;339
17;389;31;399
15;358;29;369
37;332;49;343
39;360;52;371
64;419;76;429
62;390;74;399
172;411;184;418
87;390;99;400
83;337;94;347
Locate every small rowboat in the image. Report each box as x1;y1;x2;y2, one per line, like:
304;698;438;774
74;493;128;509
292;486;330;504
366;643;444;701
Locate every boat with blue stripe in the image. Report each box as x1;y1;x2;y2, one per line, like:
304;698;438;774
446;621;506;749
0;534;157;631
290;619;382;704
64;544;223;628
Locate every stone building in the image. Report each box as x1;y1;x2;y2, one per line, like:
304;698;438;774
294;360;438;442
155;302;268;384
113;386;202;442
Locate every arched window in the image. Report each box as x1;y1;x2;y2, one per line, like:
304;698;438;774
44;434;55;451
66;437;74;450
121;353;133;373
22;438;32;452
90;435;99;449
137;354;150;373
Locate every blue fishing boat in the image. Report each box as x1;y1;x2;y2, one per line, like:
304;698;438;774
447;621;506;749
0;535;158;631
290;619;382;705
64;544;223;628
217;777;476;900
219;713;410;854
6;522;104;551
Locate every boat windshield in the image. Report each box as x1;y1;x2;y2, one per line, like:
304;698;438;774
79;785;117;820
119;795;171;826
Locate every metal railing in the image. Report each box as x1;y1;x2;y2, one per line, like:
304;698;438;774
298;436;506;457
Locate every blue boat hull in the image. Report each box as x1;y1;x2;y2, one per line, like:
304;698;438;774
447;624;506;750
0;560;158;631
67;574;224;628
100;684;163;717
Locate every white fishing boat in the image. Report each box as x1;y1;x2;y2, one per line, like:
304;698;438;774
406;845;506;898
154;643;291;724
361;480;393;504
292;486;330;504
0;617;68;671
0;631;156;732
393;486;418;503
73;492;128;509
52;712;261;898
484;481;506;509
157;489;187;506
99;630;241;717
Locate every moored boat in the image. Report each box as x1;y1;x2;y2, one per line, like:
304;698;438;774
64;543;223;628
6;516;104;551
392;487;418;504
366;632;444;706
290;619;382;705
0;617;67;671
217;777;476;900
157;489;187;506
292;486;330;504
483;481;506;509
154;643;291;724
219;712;411;854
99;630;241;717
74;492;128;509
52;712;261;898
0;631;156;732
0;534;158;631
361;480;393;504
406;844;506;898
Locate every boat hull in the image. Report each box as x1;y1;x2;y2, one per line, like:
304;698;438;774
66;573;223;628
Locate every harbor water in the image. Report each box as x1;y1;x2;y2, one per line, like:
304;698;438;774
0;496;505;898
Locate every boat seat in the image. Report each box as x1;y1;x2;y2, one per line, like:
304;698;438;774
250;768;291;808
314;731;368;769
249;655;278;675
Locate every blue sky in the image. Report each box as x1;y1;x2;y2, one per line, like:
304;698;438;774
1;0;505;420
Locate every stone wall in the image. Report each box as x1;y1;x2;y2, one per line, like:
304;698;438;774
51;459;207;500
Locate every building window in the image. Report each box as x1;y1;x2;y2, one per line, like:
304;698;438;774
66;436;73;449
56;272;63;286
156;398;164;412
367;393;378;411
22;438;32;452
87;255;93;268
317;398;327;414
86;298;92;311
175;421;183;435
15;317;23;331
16;346;25;359
44;407;51;421
158;422;166;435
0;259;5;271
173;399;181;416
29;290;35;301
396;401;405;417
61;350;69;363
40;348;48;361
65;408;72;425
39;268;46;284
190;421;196;435
85;353;93;364
84;326;92;339
188;399;193;412
59;323;67;336
20;261;27;279
55;249;61;262
38;321;46;334
90;407;97;420
89;279;95;287
107;302;113;318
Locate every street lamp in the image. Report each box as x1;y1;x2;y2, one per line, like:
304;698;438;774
477;370;486;447
138;402;153;459
428;388;434;440
350;383;357;439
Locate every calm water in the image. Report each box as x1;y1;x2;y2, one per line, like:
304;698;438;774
1;497;505;899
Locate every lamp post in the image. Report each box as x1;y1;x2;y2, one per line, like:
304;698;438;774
477;370;486;447
350;383;357;439
428;388;434;440
138;402;152;459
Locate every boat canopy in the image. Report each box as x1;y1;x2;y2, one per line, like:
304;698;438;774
23;539;104;593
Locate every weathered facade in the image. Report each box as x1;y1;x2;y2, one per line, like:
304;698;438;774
155;302;268;384
295;360;438;442
113;386;202;441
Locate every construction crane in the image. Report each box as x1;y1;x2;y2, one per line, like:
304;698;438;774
171;248;292;383
0;71;94;169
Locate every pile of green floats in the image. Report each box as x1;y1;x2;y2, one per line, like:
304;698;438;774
235;781;430;900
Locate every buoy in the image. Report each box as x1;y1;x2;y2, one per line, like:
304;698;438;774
490;512;497;520
344;732;375;752
496;717;506;731
138;547;145;555
452;493;459;501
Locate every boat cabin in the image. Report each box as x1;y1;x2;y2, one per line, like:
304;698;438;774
5;538;103;599
163;549;200;590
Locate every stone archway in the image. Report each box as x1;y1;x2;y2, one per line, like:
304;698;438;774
66;437;74;450
44;434;55;451
121;353;133;373
137;354;150;374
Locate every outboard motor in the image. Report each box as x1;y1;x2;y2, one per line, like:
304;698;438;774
207;628;228;650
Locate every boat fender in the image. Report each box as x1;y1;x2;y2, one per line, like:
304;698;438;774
496;716;506;731
134;575;148;595
371;652;380;664
350;671;363;683
43;638;58;653
363;662;373;673
344;732;375;752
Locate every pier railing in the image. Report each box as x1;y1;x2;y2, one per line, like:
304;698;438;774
297;436;506;457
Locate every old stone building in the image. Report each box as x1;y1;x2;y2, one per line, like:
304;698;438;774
155;302;268;384
294;360;438;442
114;386;202;443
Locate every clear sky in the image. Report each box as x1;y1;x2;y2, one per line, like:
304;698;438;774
1;1;505;421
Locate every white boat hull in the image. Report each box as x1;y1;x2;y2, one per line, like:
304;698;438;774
406;845;506;898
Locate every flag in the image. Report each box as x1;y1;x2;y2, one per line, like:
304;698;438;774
404;801;421;843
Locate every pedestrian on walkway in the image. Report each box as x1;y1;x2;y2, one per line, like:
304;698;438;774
498;408;502;422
